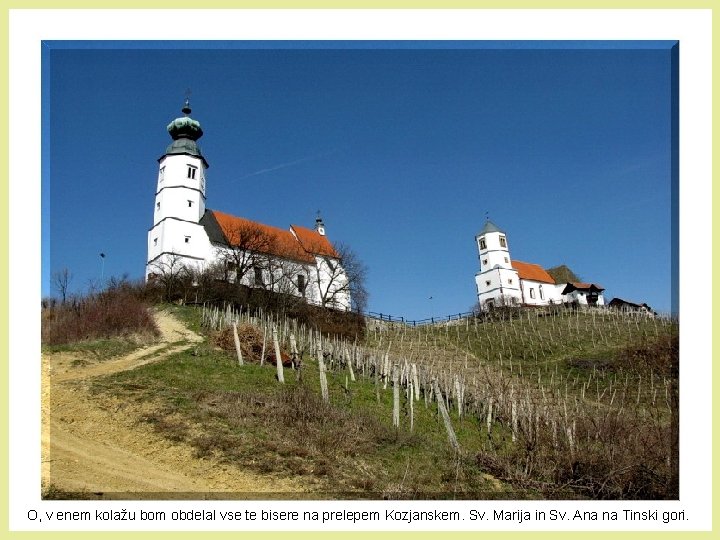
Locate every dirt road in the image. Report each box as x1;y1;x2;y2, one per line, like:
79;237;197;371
42;309;308;498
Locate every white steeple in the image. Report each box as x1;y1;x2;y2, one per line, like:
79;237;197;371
146;99;212;277
474;220;522;309
315;213;326;236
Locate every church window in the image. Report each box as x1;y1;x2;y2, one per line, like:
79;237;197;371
508;278;513;284
504;257;509;263
499;236;507;248
187;165;197;179
184;236;191;243
188;200;193;207
254;267;265;287
479;238;486;250
153;238;157;246
297;274;306;294
529;288;535;299
539;285;544;300
156;201;160;210
158;167;165;182
482;258;488;267
485;280;491;287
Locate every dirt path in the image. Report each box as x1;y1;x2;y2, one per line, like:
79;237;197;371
42;309;309;498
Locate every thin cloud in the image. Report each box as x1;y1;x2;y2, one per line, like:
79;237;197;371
237;150;337;180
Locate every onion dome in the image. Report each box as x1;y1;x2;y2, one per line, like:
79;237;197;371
162;98;208;167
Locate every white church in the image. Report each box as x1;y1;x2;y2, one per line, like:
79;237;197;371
474;220;605;310
146;100;351;310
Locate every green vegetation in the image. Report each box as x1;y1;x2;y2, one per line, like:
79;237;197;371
46;285;678;499
91;342;505;498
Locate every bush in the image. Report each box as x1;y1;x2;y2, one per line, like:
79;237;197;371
42;279;159;345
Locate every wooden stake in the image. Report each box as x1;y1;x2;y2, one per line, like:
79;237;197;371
232;322;244;366
273;326;284;384
434;379;460;451
392;365;400;428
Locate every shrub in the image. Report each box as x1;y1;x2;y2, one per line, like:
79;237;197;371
42;279;159;345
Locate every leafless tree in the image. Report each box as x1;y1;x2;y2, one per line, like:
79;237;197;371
314;242;368;312
147;253;192;302
216;222;276;286
51;268;72;304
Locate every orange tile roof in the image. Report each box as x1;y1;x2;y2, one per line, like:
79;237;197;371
290;224;340;259
568;282;605;291
211;210;317;263
511;260;556;284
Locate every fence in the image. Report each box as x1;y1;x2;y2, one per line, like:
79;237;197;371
365;311;474;327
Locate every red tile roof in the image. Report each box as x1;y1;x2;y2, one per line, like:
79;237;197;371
511;260;556;284
290;224;340;259
564;282;605;292
210;210;338;264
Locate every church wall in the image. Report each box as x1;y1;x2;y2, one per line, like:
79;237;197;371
157;154;206;193
154;188;205;225
475;267;522;309
564;290;606;306
313;255;351;310
520;280;564;306
148;219;212;267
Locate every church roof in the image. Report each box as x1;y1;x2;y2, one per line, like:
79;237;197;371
562;282;605;293
202;209;339;264
512;260;556;284
291;224;340;258
477;220;504;236
161;99;209;167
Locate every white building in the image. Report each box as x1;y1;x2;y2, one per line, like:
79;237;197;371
474;220;604;310
146;100;351;310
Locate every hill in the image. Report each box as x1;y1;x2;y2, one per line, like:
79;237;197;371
43;302;678;500
546;264;581;284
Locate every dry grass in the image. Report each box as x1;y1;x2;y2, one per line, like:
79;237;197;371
42;281;159;346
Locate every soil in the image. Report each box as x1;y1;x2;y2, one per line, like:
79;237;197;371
41;309;309;498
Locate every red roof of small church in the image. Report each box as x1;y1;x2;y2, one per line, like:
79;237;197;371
512;260;556;284
209;210;339;263
562;282;605;293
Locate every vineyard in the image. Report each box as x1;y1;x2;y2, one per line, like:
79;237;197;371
127;303;675;499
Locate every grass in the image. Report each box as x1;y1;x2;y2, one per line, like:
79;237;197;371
91;342;509;498
82;304;678;499
43;336;154;360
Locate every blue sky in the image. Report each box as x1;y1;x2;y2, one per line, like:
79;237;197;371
44;41;676;318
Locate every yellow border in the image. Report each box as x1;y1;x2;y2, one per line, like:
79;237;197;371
1;4;7;540
3;4;715;540
0;1;717;7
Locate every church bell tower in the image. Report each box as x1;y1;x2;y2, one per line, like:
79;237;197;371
474;220;522;309
146;99;211;277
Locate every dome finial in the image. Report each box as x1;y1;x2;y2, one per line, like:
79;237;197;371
182;88;192;115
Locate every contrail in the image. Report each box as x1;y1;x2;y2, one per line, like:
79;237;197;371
237;150;336;180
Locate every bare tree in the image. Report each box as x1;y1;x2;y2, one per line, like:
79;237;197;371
313;242;368;312
216;222;276;286
51;268;72;304
147;253;192;302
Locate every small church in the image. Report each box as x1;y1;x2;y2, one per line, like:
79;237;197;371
474;220;605;310
146;100;351;310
